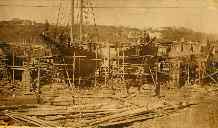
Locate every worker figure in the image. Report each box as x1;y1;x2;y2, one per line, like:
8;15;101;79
35;89;42;104
31;79;42;104
154;81;160;98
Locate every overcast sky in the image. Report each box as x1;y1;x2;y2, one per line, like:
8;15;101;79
1;0;218;33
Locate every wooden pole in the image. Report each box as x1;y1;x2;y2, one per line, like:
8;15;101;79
63;58;72;88
104;56;107;87
36;57;41;104
79;0;83;43
122;47;125;81
70;0;75;45
73;52;76;87
37;63;40;90
155;64;158;84
177;61;180;87
75;0;83;86
149;66;156;87
187;63;190;85
12;49;15;83
108;43;111;78
198;62;201;85
94;46;97;87
78;59;81;85
78;0;83;84
117;46;120;68
37;50;41;90
155;64;160;97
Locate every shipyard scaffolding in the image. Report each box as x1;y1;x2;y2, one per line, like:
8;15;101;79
89;31;161;95
155;40;218;88
39;0;161;92
98;35;218;93
1;0;217;98
0;55;9;81
38;0;104;90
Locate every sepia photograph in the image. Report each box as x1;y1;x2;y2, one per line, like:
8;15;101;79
0;0;218;127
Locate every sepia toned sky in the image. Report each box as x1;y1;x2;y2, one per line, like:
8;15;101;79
1;0;218;33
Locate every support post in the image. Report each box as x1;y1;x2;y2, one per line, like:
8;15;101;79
198;62;201;85
122;47;125;81
155;64;160;97
36;57;41;104
37;64;40;90
149;66;156;87
187;63;190;85
155;64;158;84
63;58;72;88
78;0;83;85
73;52;76;87
12;49;15;84
108;43;111;78
94;46;98;87
117;46;120;67
104;55;107;87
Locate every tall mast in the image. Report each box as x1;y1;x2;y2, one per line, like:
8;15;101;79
79;0;84;44
70;0;74;45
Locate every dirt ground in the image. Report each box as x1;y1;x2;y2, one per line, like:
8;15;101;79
0;82;218;127
133;86;218;128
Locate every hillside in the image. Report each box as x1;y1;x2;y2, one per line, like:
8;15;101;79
0;19;218;45
156;27;218;42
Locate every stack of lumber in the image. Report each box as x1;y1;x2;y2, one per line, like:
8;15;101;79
3;101;196;127
5;112;57;127
86;102;195;128
0;105;38;126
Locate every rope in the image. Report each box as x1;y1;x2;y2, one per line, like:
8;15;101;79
54;0;64;37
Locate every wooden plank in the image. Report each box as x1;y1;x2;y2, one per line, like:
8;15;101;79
10;68;25;71
99;113;162;127
0;105;36;111
88;58;102;61
149;66;157;87
5;112;57;127
25;103;113;116
53;64;74;66
88;107;152;126
47;111;114;121
8;66;23;68
26;108;126;116
97;102;197;128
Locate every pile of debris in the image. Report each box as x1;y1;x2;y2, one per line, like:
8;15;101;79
1;98;196;127
0;81;22;97
0;104;37;126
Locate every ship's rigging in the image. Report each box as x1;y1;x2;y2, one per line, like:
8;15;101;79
41;0;99;87
40;0;160;88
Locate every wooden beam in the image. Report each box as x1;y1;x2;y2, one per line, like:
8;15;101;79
12;50;15;83
149;66;157;88
62;58;73;88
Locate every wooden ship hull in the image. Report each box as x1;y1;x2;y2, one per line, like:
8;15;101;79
37;0;100;86
41;33;98;86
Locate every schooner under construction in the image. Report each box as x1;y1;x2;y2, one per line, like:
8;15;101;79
41;0;99;87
